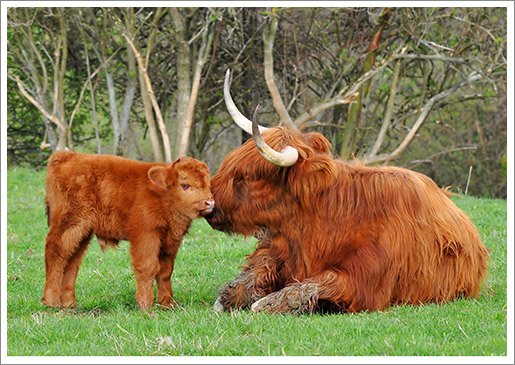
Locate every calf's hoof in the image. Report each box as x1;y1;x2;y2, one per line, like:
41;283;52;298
137;302;154;311
60;293;77;308
42;296;61;308
157;298;178;310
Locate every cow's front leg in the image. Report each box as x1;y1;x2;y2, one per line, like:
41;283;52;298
214;240;285;312
250;281;320;314
250;270;353;314
213;269;262;311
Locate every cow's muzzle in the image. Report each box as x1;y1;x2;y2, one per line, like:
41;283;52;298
204;207;232;233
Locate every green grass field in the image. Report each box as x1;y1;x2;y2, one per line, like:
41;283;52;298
5;167;508;356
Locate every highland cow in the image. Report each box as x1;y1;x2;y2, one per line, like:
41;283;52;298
205;70;489;314
43;151;214;310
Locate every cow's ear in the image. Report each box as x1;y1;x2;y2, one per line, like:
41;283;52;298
288;154;337;204
148;166;168;191
304;132;332;154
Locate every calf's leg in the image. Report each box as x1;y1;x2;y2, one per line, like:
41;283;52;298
130;233;161;310
156;252;178;308
60;234;92;308
42;223;91;308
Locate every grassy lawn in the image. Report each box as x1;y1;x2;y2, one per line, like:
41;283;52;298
5;167;508;357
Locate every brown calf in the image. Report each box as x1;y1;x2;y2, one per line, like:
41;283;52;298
42;151;214;310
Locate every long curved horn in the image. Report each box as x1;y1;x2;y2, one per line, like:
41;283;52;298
251;105;299;167
224;69;268;135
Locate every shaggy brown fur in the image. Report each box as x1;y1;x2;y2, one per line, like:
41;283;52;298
43;151;213;310
206;127;490;314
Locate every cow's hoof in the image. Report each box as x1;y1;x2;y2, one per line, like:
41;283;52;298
213;297;224;312
251;283;320;314
250;296;268;312
250;291;290;313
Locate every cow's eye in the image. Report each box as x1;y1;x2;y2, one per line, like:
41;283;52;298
181;183;191;190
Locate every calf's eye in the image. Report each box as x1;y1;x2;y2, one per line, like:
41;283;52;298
181;183;191;190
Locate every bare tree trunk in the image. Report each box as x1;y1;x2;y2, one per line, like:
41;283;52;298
262;8;297;130
54;9;69;150
87;8;138;156
90;82;102;154
113;8;165;162
76;10;100;153
176;13;216;157
340;8;391;159
105;71;121;152
11;9;70;151
139;73;164;162
135;8;165;162
125;35;172;162
105;62;136;156
170;8;192;159
117;7;138;156
340;92;362;159
368;58;402;157
16;40;57;149
83;37;101;154
43;119;58;150
118;77;136;155
12;11;58;150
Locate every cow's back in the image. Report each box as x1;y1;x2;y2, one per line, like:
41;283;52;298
310;162;489;309
354;165;489;306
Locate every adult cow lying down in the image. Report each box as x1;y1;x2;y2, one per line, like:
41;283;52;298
43;152;214;310
205;70;490;314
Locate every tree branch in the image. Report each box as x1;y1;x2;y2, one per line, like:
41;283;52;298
394;53;467;63
368;58;402;156
408;146;477;167
11;74;67;132
177;10;216;157
294;46;407;128
361;72;483;165
263;8;297;130
68;38;124;133
124;34;172;162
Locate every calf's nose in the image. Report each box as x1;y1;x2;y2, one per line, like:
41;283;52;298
200;199;215;216
205;199;215;210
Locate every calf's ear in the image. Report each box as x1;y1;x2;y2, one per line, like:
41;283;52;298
148;166;168;191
